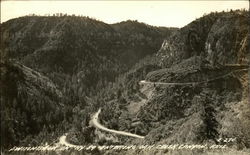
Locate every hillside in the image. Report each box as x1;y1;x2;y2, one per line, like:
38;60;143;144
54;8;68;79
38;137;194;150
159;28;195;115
0;61;63;148
1;10;249;154
0;16;176;150
97;10;250;151
157;10;249;67
0;60;106;149
1;16;176;94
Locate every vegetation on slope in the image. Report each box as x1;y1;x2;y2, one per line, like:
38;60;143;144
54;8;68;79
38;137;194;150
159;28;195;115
1;61;63;148
1;10;249;154
98;10;250;149
1;16;177;95
0;15;176;149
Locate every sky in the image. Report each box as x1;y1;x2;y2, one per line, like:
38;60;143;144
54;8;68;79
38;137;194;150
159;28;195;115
1;0;249;28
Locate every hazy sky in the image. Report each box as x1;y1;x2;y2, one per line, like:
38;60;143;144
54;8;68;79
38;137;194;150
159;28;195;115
1;1;249;27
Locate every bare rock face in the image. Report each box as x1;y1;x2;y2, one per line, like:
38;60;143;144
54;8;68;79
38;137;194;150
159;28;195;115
158;10;249;68
205;12;249;65
156;11;218;67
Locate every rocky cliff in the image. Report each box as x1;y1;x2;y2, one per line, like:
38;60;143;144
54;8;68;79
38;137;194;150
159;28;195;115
157;10;249;67
99;10;250;149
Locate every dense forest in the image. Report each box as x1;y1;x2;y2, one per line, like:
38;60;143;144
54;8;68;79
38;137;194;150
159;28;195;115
0;15;176;149
1;16;176;92
97;9;250;150
1;9;249;154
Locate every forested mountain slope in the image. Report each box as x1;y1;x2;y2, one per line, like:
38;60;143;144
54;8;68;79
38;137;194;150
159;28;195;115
1;16;176;92
1;10;249;154
98;10;250;152
0;15;176;149
0;61;63;148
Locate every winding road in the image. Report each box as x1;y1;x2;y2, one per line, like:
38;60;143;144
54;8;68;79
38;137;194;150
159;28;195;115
58;67;247;146
59;133;79;147
58;108;144;147
91;109;145;139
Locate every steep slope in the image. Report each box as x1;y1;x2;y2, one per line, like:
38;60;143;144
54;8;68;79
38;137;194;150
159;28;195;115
0;61;63;148
1;10;249;154
98;10;249;149
140;58;248;144
1;16;176;93
0;16;177;150
140;10;250;147
157;10;249;67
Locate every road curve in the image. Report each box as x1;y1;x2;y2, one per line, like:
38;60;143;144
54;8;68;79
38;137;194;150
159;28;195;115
59;133;79;147
92;109;145;139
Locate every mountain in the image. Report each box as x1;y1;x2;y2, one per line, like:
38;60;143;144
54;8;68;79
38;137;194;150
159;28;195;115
97;10;250;151
0;16;176;149
1;16;177;93
1;10;249;154
157;10;249;67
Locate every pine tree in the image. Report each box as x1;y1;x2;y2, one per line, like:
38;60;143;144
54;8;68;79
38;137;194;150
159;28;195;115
199;90;219;142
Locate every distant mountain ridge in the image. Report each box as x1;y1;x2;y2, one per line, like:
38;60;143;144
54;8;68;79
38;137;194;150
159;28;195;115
1;16;177;93
1;16;176;73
